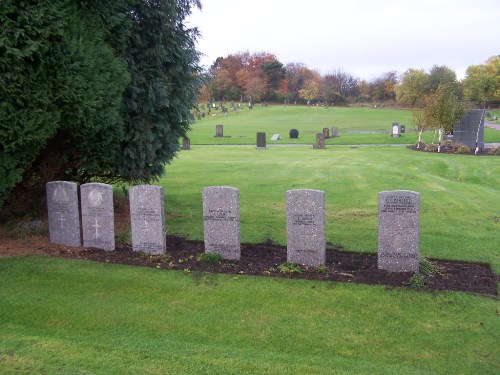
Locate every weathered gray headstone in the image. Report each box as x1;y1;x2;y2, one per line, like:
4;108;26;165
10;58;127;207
313;133;325;149
256;132;266;149
331;127;339;138
216;124;223;137
81;183;115;251
378;190;420;272
46;181;81;247
271;134;281;141
129;185;166;254
182;137;191;150
203;186;240;260
286;189;325;266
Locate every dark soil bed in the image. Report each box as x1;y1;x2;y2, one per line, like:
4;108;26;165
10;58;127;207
57;235;498;297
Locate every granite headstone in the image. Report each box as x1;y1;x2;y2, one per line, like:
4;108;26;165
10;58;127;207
46;181;81;247
129;185;166;254
81;183;115;251
313;133;325;149
286;189;325;266
378;190;420;272
256;132;266;149
202;186;240;260
216;125;223;137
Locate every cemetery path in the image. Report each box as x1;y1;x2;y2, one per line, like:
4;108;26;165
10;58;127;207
0;198;497;297
485;122;500;130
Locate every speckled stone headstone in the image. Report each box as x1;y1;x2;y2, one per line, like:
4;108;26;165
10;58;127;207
216;124;223;137
129;185;166;254
331;127;339;138
81;183;114;251
256;132;266;149
202;186;240;260
46;181;81;247
313;133;325;149
286;189;325;266
378;190;420;272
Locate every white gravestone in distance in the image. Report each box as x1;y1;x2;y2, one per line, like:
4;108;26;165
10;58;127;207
81;183;115;251
286;189;326;266
46;181;81;247
378;190;420;272
129;185;166;254
203;186;240;260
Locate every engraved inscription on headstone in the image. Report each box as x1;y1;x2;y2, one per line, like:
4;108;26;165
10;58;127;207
46;181;81;247
81;183;115;251
129;185;166;254
286;189;325;266
378;190;420;272
203;186;240;260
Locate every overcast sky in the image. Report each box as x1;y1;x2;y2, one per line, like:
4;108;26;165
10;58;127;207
187;0;500;81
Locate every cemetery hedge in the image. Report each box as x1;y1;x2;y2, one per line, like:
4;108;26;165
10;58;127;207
0;0;202;213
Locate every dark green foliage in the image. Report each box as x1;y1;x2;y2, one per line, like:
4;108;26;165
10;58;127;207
0;0;202;213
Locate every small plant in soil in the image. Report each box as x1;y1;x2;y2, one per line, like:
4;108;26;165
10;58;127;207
197;252;222;264
314;264;329;274
277;262;303;274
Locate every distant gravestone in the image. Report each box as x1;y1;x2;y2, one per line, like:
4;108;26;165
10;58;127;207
331;127;339;138
286;189;325;266
256;132;266;149
391;122;401;137
289;128;299;139
216;124;223;137
46;181;81;247
271;134;281;141
378;190;420;272
129;185;166;254
322;127;330;138
182;137;191;150
203;186;240;260
453;109;485;150
81;183;114;251
313;133;325;149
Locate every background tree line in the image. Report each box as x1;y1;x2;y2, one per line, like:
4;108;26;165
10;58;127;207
201;52;499;108
0;0;202;214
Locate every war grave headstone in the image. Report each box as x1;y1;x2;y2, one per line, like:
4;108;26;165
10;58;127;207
322;127;330;138
182;137;191;150
46;181;81;247
286;189;325;266
203;186;240;260
256;132;266;149
331;127;339;138
216;124;223;137
81;183;114;251
378;190;420;272
313;133;325;149
129;185;166;254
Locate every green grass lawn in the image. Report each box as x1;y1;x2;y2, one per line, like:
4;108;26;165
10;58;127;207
160;145;500;272
2;105;499;374
0;256;498;374
188;105;500;144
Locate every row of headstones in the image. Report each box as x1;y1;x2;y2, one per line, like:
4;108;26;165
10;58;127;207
47;181;420;273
